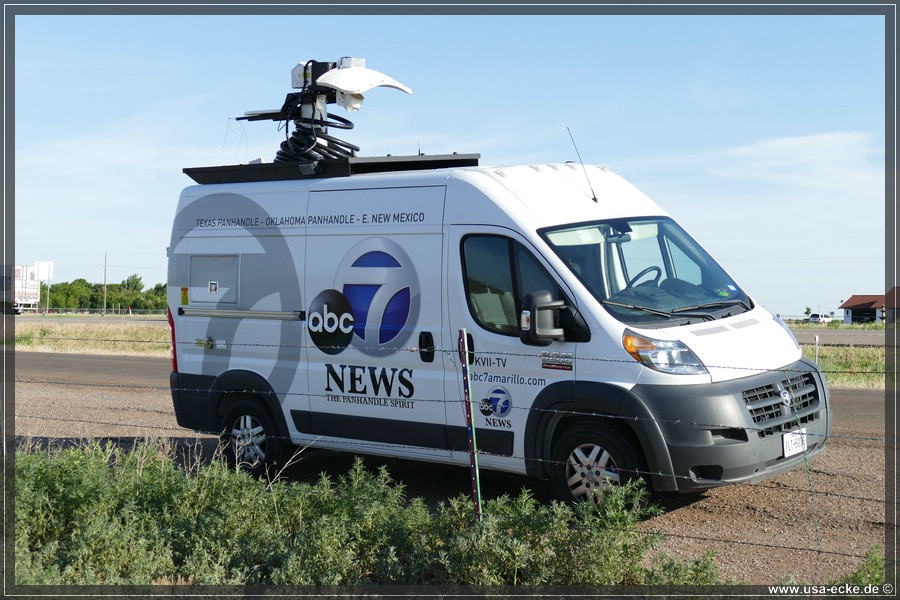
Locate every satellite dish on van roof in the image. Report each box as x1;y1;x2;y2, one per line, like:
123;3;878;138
318;64;412;94
238;56;412;162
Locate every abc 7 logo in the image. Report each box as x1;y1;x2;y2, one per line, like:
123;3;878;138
479;387;512;417
308;238;419;356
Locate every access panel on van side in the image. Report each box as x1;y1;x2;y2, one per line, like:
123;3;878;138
168;191;307;396
294;186;452;459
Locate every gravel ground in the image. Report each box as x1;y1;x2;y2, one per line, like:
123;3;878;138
12;352;889;586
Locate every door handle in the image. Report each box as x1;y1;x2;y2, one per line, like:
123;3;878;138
456;331;475;365
419;331;435;363
464;332;475;365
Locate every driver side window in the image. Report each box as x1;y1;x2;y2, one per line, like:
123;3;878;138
462;235;561;335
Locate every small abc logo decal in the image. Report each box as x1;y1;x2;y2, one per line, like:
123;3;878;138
479;387;512;417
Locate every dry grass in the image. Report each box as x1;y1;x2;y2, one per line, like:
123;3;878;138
801;344;886;390
13;319;171;357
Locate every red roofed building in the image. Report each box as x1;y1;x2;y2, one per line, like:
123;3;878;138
886;287;898;325
839;287;898;324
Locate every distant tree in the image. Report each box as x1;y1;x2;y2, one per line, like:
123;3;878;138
804;307;812;316
122;274;144;293
38;276;168;312
143;283;167;310
49;281;71;309
112;274;144;311
69;279;93;307
105;283;124;311
90;283;106;310
49;278;94;309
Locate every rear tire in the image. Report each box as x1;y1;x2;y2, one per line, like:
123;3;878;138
221;397;286;477
549;420;645;504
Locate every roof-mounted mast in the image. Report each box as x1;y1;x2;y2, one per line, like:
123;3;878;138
184;56;479;184
238;56;412;162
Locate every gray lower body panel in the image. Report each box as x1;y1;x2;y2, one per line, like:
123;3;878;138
628;358;831;492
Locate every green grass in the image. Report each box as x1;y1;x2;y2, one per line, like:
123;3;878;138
15;439;724;587
801;344;886;389
15;440;886;587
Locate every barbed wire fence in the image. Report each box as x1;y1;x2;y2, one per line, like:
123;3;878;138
9;332;895;583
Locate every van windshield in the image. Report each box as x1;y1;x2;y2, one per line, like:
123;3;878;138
541;217;752;325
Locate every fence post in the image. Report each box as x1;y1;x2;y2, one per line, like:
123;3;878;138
458;329;482;522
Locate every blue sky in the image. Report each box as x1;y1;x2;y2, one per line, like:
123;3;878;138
13;11;888;316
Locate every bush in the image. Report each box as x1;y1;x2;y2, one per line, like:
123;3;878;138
16;439;724;587
835;546;886;586
776;546;887;588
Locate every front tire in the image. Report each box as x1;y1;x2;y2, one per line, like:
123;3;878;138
221;397;286;477
550;420;645;504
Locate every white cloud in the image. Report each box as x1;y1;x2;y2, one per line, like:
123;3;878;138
616;130;886;315
708;131;883;198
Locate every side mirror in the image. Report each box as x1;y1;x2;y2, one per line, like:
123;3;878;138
520;290;566;346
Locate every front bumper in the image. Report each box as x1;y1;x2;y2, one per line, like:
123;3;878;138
627;358;831;492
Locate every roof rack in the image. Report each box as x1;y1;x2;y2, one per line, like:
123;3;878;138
183;153;481;185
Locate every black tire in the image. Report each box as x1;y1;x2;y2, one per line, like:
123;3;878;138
549;420;645;504
221;397;287;477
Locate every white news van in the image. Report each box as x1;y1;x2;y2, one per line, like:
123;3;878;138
166;153;832;502
167;59;830;502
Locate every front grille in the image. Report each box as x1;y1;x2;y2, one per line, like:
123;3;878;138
742;373;821;438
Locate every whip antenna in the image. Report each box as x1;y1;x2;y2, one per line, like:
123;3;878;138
567;127;598;203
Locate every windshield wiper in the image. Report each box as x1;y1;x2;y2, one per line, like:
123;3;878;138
602;299;673;317
671;299;752;314
602;299;716;321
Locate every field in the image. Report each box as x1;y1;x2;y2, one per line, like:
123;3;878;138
803;344;886;389
13;317;171;357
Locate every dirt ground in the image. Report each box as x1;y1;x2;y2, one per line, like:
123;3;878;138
12;351;890;586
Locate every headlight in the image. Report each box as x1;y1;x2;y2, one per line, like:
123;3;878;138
622;329;707;375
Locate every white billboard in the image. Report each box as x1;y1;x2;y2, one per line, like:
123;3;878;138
35;261;54;281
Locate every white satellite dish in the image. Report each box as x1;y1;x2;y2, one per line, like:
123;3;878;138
317;61;412;95
240;56;412;160
293;56;411;112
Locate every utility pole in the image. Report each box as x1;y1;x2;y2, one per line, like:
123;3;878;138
103;253;108;316
36;261;53;316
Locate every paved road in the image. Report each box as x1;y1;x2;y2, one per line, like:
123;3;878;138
15;352;171;387
791;327;886;347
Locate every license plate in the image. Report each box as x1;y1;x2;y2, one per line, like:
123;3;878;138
782;428;808;458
